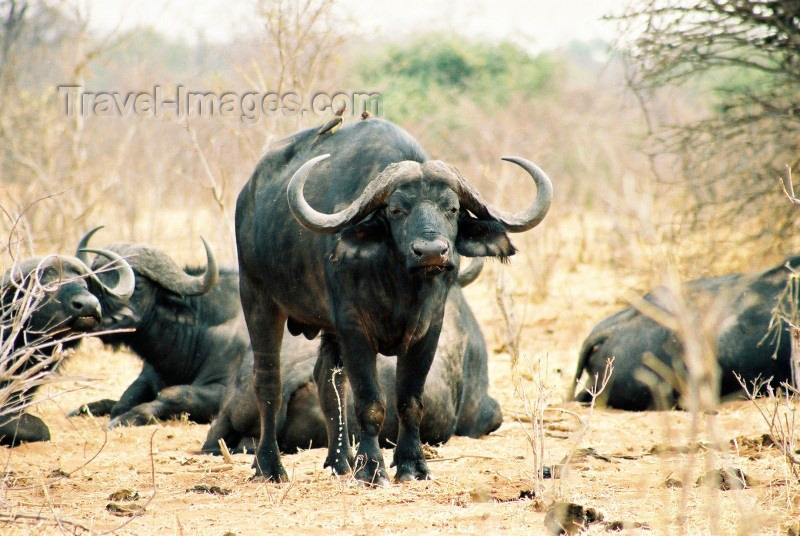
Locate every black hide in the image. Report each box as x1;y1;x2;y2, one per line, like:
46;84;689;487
202;285;502;455
235;119;526;484
573;256;798;410
72;266;247;427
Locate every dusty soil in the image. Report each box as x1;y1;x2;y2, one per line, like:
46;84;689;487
3;246;798;535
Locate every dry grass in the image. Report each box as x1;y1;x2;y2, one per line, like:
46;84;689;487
2;3;799;533
0;208;795;535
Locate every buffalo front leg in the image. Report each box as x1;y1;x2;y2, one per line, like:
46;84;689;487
68;399;118;418
313;333;353;474
202;410;241;456
97;363;162;420
393;330;439;482
107;383;225;428
241;288;288;482
340;333;388;486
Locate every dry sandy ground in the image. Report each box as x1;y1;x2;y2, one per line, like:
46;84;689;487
2;254;798;535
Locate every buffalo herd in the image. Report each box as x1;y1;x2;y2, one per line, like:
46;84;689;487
1;118;796;486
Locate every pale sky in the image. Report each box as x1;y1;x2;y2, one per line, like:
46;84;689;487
88;0;624;51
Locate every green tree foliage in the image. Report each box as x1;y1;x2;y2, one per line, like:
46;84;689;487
357;34;560;123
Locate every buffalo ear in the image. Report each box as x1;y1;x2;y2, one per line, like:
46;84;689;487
456;216;516;260
330;213;388;262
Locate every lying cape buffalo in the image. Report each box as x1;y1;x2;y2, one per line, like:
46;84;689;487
236;118;552;483
69;228;233;427
572;255;799;410
0;251;134;445
201;259;501;456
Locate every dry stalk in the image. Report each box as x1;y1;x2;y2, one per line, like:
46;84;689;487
217;438;235;464
737;376;799;478
39;473;68;536
98;428;158;534
780;167;799;206
330;366;350;474
0;512;88;535
0;254;130;427
629;272;732;534
739;248;800;500
0;266;80;420
278;465;296;505
183;119;237;259
510;352;553;497
558;358;614;496
495;270;521;366
767;263;800;388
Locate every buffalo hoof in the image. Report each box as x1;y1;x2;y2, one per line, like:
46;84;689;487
250;457;289;483
106;410;157;429
355;475;391;488
68;399;118;418
353;455;389;487
394;460;433;483
323;451;355;476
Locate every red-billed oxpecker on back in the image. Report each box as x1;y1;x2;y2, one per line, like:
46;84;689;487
235;118;552;485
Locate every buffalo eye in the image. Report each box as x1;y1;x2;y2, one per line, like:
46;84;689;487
388;207;406;217
449;206;458;214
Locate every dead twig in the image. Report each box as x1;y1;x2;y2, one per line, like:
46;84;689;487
217;438;234;464
559;358;614;491
6;430;108;491
495;271;521;365
98;428;158;534
0;513;88;534
426;455;504;463
40;475;68;535
780;167;799;206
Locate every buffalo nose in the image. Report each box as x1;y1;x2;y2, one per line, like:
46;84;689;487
411;239;449;262
70;294;101;317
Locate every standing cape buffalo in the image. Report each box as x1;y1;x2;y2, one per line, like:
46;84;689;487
201;260;502;456
69;228;231;427
572;255;799;410
236;118;552;484
0;251;134;445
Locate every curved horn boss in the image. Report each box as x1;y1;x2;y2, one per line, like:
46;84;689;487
287;154;552;234
77;228;218;297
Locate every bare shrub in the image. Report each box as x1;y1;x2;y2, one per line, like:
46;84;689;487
558;358;613;496
737;377;799;479
511;353;612;505
255;0;346;97
0;259;88;420
613;0;800;247
494;271;523;367
510;353;554;497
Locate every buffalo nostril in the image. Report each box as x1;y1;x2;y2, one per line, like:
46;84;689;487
71;295;100;316
410;239;449;259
